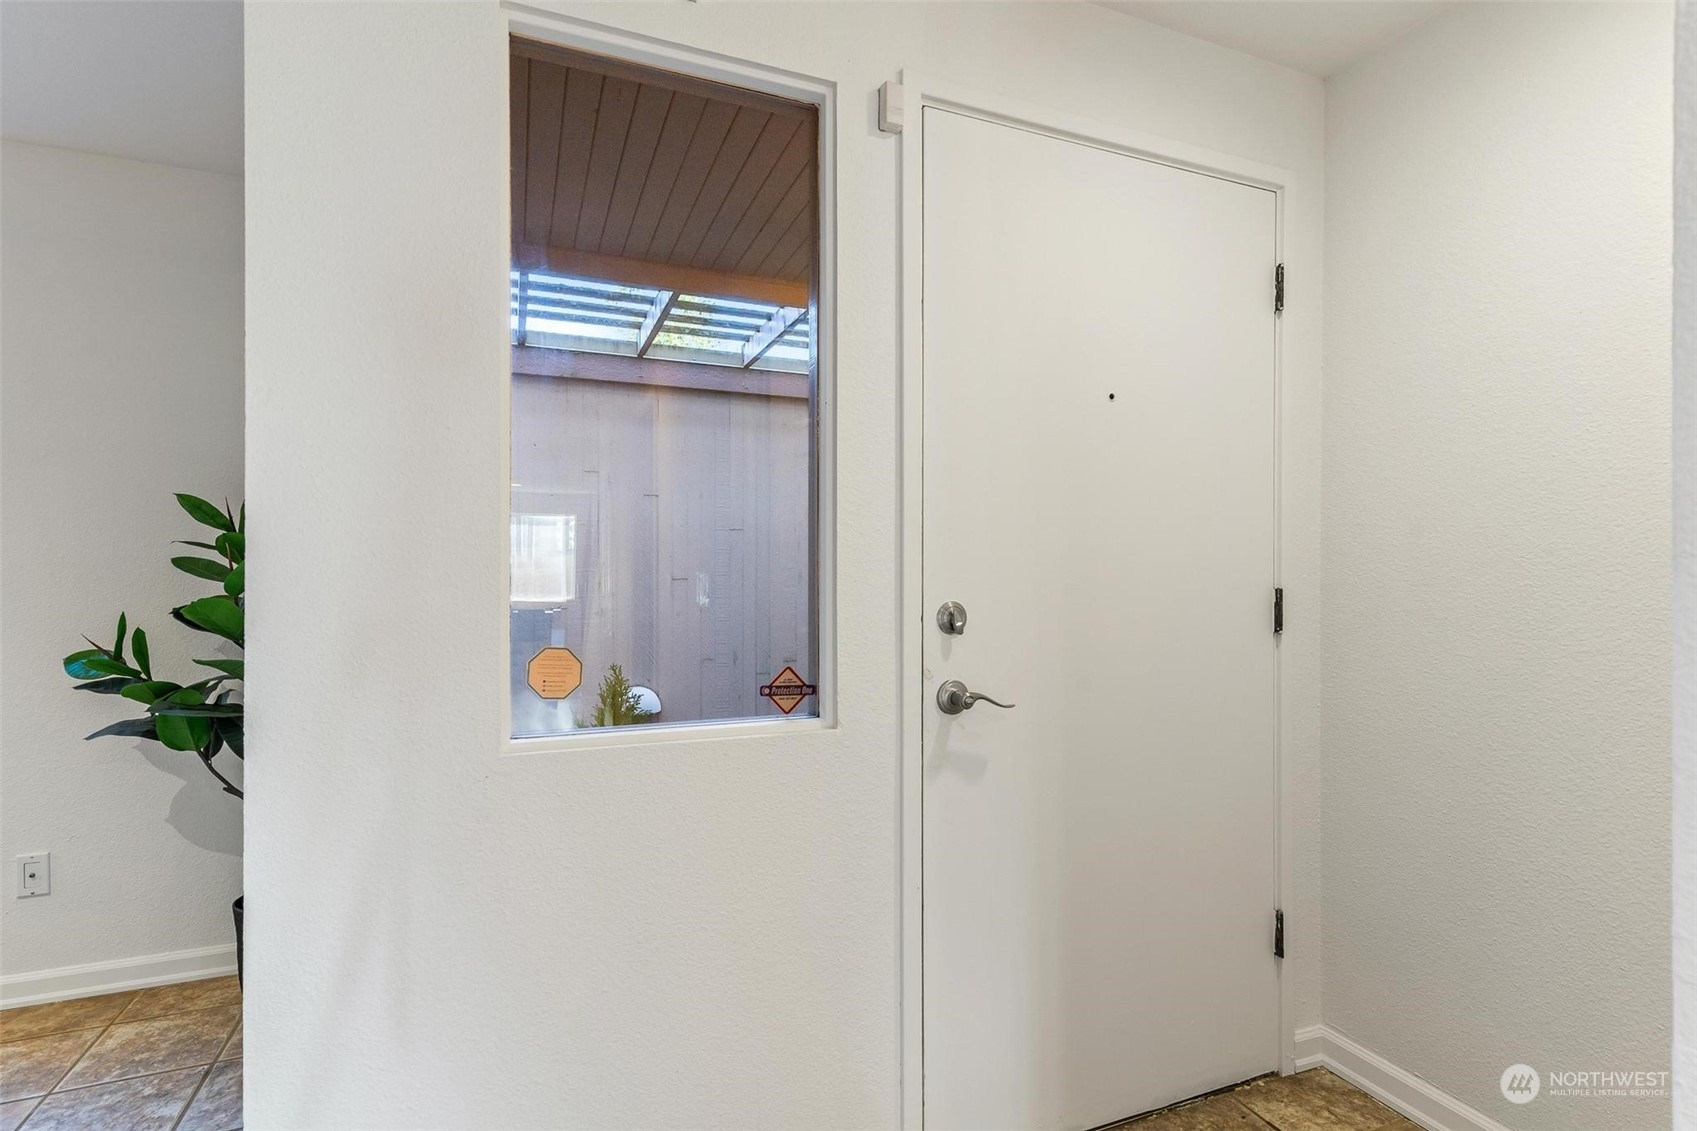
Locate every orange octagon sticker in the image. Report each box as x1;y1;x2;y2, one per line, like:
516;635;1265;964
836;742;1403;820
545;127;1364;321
527;647;583;700
759;666;817;715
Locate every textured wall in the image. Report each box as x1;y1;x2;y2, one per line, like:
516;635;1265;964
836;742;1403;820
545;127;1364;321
244;2;1323;1125
0;141;245;979
1324;5;1673;1128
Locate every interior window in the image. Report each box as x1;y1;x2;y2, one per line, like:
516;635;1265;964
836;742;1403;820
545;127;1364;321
508;37;820;738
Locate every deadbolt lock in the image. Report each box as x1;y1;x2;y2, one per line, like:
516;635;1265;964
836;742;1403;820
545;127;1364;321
937;600;967;636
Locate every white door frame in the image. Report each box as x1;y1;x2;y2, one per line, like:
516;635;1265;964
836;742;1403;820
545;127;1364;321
896;72;1299;1130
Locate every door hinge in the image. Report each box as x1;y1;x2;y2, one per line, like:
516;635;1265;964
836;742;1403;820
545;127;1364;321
1274;909;1285;958
1273;587;1284;634
1274;263;1285;315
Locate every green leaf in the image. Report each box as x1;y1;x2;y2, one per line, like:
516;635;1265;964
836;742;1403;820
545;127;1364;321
183;675;234;696
150;702;243;718
174;540;221;552
176;493;235;532
86;717;159;742
79;655;142;679
238;502;245;535
150;680;241;717
156;712;213;751
215;531;244;564
112;613;127;662
121;681;180;705
64;648;111;679
131;628;151;679
218;719;243;758
223;563;244;597
153;688;213;751
194;659;244;679
171;556;231;582
73;677;132;695
178;597;243;643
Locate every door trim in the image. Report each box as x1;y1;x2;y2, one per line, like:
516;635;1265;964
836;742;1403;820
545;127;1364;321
896;73;1299;1130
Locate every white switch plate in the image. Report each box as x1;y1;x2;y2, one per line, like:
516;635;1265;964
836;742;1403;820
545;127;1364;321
18;853;49;897
878;81;905;134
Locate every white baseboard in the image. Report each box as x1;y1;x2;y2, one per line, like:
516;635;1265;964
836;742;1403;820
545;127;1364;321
1291;1024;1514;1131
1292;1023;1328;1072
0;944;237;1010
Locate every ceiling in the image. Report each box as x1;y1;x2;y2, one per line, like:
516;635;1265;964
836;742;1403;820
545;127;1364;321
0;0;242;176
0;0;1446;181
511;39;817;295
1100;1;1454;77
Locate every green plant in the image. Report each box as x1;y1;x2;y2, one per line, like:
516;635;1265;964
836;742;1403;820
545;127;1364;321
61;493;245;798
580;663;654;728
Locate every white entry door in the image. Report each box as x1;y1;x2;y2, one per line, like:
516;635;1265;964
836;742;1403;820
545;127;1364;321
921;107;1279;1131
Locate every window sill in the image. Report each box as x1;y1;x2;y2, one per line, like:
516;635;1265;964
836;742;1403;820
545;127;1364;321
502;714;830;757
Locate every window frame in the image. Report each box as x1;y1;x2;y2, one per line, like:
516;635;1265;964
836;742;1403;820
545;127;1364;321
500;16;836;755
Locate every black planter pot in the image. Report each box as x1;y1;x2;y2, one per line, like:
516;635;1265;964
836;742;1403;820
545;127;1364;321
232;896;244;986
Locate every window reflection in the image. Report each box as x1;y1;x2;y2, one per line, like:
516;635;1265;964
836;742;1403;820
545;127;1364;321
510;513;576;604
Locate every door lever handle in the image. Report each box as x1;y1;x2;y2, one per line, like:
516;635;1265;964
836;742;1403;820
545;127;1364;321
937;679;1016;715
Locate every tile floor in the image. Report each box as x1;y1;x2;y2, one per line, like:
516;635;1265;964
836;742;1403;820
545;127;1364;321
0;976;240;1131
1;977;1397;1131
1118;1069;1419;1130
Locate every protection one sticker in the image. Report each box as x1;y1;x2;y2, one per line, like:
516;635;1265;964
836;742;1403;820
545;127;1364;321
759;666;817;715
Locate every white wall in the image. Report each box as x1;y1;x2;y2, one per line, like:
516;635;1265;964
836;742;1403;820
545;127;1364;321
1324;5;1672;1128
0;141;244;989
243;3;1323;1126
1672;3;1696;1126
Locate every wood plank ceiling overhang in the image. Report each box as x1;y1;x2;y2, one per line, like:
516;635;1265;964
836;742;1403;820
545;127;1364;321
510;37;817;308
